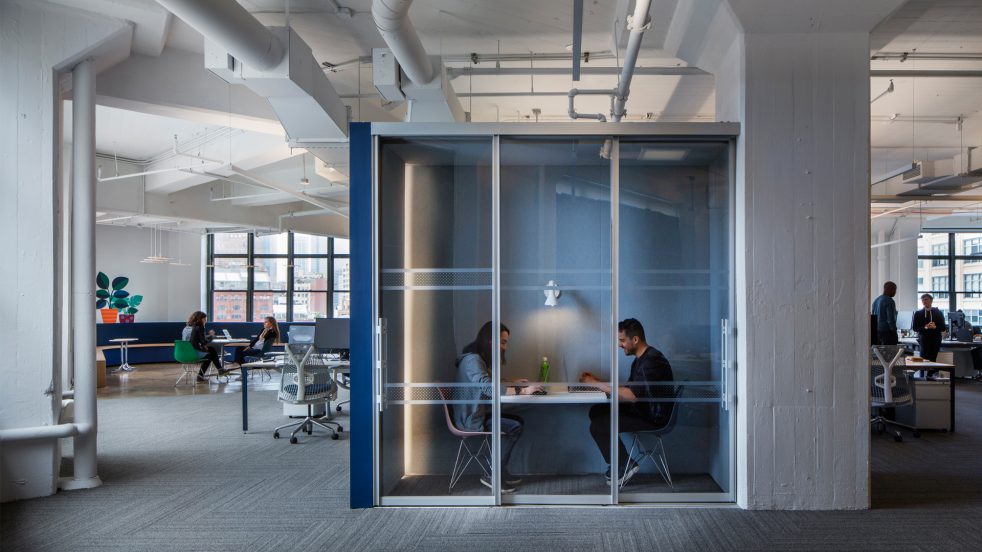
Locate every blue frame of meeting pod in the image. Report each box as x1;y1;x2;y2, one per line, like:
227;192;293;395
348;121;739;508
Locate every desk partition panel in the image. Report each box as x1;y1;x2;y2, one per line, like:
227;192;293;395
367;124;737;507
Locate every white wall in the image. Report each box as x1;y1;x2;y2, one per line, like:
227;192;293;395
0;0;130;502
871;217;920;314
95;225;202;322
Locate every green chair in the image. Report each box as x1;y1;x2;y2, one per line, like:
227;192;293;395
174;340;202;386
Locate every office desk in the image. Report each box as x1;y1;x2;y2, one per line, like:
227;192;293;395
239;360;276;432
501;390;608;404
237;358;349;433
904;360;955;431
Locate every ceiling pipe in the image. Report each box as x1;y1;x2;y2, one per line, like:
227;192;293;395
611;0;652;122
155;0;285;71
372;0;434;85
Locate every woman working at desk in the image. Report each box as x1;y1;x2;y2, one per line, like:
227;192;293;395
182;310;226;382
234;316;280;364
455;321;541;493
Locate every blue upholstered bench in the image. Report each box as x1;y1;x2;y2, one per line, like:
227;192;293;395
96;321;313;367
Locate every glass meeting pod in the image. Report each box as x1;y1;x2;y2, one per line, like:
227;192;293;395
367;123;736;507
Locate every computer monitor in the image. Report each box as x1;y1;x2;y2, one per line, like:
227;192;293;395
897;311;913;333
288;325;315;344
315;317;349;355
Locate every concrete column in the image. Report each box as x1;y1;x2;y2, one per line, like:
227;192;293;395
63;58;102;491
665;0;904;509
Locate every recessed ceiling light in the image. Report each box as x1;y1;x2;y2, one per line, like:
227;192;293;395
639;148;689;161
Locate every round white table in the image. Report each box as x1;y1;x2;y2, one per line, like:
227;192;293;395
109;337;138;372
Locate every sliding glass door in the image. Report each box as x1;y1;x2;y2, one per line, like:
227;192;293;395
616;140;733;502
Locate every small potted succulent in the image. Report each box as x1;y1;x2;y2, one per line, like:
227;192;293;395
96;272;143;323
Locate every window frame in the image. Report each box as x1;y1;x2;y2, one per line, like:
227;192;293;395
207;232;349;322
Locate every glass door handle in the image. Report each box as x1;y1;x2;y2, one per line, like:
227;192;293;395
721;318;729;412
376;318;387;412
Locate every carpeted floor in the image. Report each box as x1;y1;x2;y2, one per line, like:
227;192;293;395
3;366;982;551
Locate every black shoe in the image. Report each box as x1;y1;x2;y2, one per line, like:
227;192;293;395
196;375;208;383
604;463;641;487
503;472;523;485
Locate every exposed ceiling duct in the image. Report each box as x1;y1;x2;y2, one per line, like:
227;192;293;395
156;0;348;146
370;0;464;122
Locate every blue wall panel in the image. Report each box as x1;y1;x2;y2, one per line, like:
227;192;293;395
349;122;374;508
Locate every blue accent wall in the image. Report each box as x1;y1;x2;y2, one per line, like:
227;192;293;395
349;122;374;508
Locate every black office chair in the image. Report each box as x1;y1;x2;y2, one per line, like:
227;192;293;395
620;384;684;490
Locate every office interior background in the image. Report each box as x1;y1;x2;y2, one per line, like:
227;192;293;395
3;0;982;549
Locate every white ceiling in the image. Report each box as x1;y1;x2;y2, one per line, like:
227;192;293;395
66;0;982;231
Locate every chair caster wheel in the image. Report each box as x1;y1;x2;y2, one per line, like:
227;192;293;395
336;405;343;412
290;437;298;444
332;433;340;440
338;426;343;433
894;435;903;443
273;432;280;439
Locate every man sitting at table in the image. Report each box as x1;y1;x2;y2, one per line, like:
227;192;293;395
580;318;675;487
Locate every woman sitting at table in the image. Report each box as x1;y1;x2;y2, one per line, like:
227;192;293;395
182;310;226;382
234;316;280;364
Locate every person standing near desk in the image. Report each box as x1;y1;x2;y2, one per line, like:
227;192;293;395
872;281;899;345
913;293;946;362
580;318;674;487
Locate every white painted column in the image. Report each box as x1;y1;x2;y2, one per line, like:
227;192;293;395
667;0;904;509
64;58;102;491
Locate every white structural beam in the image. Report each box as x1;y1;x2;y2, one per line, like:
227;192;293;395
141;132;292;194
49;0;172;57
96;49;284;135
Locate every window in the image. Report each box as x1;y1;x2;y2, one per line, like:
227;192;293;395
932;276;948;299
965;273;982;298
207;232;349;322
965;237;982;263
932;244;948;266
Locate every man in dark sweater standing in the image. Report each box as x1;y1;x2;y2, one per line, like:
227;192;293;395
581;318;674;487
912;293;947;361
872;281;899;345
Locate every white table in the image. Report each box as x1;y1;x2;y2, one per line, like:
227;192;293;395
210;337;250;369
108;338;138;372
501;389;608;404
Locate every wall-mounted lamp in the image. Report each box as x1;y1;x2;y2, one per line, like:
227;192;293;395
544;280;561;307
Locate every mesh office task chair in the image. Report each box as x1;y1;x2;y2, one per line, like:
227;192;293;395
173;340;201;386
620;385;684;490
439;387;493;493
274;343;342;443
334;368;350;413
871;345;919;442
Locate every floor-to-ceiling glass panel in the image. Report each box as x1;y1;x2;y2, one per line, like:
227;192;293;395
377;137;495;502
498;137;613;503
617;140;732;501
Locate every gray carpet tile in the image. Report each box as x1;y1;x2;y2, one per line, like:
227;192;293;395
3;376;982;551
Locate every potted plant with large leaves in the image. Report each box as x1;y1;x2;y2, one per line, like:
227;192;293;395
96;273;142;323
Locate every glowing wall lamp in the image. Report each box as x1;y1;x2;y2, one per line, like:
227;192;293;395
544;280;562;307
